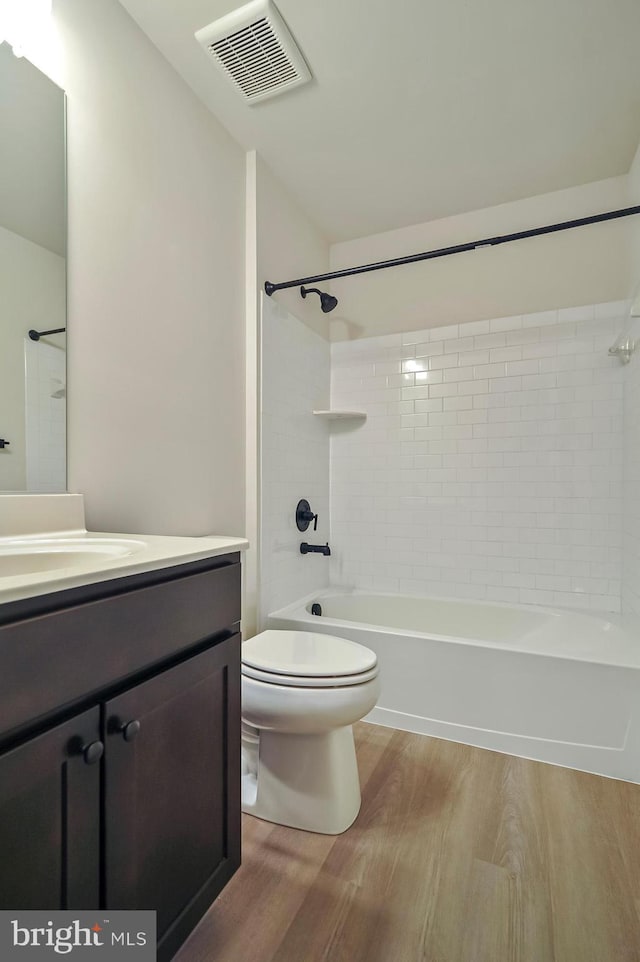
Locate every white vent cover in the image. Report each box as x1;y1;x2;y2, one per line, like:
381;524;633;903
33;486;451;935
195;0;311;105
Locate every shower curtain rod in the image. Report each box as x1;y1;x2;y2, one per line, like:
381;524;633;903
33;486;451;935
264;205;640;296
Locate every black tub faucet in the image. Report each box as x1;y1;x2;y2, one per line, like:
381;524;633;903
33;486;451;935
300;542;331;557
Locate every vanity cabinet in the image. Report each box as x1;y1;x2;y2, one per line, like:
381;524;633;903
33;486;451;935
0;553;241;962
0;706;101;911
104;636;240;960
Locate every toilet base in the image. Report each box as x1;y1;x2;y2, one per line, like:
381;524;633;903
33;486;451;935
241;724;362;835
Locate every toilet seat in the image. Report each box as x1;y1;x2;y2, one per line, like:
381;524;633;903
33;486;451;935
241;662;379;688
241;629;378;689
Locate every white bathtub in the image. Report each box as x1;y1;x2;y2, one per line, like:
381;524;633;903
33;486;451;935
267;589;640;783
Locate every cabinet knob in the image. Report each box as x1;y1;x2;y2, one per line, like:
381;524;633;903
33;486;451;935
82;740;104;765
119;720;141;742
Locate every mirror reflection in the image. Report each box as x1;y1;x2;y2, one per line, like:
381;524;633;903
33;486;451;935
0;41;65;492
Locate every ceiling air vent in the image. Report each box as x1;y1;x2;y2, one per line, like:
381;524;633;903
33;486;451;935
195;0;311;105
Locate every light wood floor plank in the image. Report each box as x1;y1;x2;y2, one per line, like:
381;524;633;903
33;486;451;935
540;764;640;962
176;723;640;962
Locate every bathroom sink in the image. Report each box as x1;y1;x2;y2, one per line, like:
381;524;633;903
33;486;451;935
0;539;145;577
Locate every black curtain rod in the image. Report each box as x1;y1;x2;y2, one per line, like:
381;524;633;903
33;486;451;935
264;205;640;296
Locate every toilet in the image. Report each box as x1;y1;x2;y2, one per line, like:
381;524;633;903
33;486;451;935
241;629;380;835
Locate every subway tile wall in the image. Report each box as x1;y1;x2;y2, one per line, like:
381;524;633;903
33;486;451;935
260;296;331;623
330;302;628;612
622;311;640;617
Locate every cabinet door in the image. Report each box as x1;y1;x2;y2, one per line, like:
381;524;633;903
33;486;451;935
0;707;101;910
104;635;240;960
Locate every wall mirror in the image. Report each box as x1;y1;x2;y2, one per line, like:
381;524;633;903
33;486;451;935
0;41;66;492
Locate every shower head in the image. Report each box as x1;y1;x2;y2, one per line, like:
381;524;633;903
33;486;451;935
300;286;338;313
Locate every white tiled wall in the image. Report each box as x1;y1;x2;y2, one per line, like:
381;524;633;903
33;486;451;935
330;302;627;612
622;310;640;617
24;339;66;492
260;297;331;623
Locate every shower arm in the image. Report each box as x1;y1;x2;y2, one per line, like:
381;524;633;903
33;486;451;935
28;327;66;341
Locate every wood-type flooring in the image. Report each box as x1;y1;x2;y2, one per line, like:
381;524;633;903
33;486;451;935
177;722;640;962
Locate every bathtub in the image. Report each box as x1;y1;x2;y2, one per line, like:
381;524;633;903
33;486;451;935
267;589;640;783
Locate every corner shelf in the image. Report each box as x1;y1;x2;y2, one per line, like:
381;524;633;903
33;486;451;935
312;410;367;421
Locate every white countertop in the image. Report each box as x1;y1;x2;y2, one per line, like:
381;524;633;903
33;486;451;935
0;529;248;605
0;494;247;605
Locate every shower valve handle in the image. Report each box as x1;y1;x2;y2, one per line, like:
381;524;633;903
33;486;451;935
296;499;318;532
300;510;318;531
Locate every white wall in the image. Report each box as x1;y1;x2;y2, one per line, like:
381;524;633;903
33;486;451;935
621;145;640;616
244;154;330;635
330;302;626;612
622;309;640;617
0;224;65;491
256;156;331;340
329;177;633;340
260;296;330;623
628;143;640;290
25;0;246;536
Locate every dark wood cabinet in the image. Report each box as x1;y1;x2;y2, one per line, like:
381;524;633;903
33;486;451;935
0;707;101;910
0;554;241;961
104;636;240;962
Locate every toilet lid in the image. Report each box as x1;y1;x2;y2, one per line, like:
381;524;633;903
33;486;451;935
241;630;377;678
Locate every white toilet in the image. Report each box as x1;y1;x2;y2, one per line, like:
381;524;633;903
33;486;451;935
241;629;380;835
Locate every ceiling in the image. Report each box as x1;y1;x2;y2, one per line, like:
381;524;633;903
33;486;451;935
119;0;640;242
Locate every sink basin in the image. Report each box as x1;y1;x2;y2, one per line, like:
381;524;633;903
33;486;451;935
0;539;145;577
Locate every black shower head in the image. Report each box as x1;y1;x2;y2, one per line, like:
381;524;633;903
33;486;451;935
300;286;338;313
319;291;338;313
